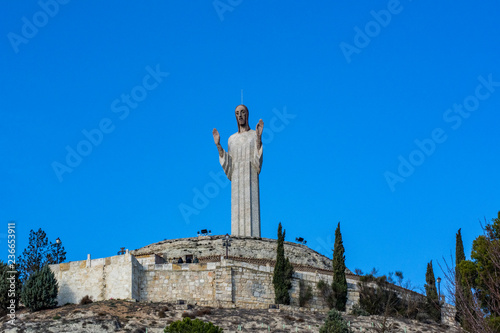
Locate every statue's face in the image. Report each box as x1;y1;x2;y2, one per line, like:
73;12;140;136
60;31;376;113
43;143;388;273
235;105;248;126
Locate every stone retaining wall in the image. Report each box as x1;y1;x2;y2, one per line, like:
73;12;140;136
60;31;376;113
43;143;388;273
50;244;452;320
50;253;139;305
51;254;358;311
139;263;217;303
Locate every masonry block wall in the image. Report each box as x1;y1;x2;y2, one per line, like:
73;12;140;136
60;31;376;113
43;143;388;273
139;263;217;303
294;271;359;310
131;254;141;300
51;254;358;311
50;253;136;305
231;263;275;306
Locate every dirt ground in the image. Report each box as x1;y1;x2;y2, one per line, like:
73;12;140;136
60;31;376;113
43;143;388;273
1;299;462;333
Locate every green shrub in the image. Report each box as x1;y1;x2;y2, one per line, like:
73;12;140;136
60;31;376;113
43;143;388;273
20;265;58;312
349;304;369;317
299;280;313;307
164;317;223;333
317;279;334;309
0;261;21;316
319;309;352;333
357;273;425;319
416;312;432;323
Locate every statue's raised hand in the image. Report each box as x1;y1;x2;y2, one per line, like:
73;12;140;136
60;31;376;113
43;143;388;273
256;119;264;149
256;119;264;136
213;128;224;158
213;128;220;145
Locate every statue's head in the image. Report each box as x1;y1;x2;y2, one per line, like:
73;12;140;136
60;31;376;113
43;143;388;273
235;104;250;133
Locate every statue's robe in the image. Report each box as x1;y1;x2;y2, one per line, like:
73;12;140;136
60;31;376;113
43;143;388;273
219;129;263;237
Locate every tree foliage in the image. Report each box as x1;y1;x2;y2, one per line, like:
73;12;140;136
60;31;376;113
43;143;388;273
317;279;335;309
357;270;425;320
272;222;294;305
20;265;58;312
299;280;313;307
164;317;223;333
358;273;401;317
424;261;441;322
0;261;21;316
332;222;348;311
319;309;352;333
457;212;500;332
317;223;348;311
456;228;466;265
455;228;469;325
17;228;66;284
50;238;66;266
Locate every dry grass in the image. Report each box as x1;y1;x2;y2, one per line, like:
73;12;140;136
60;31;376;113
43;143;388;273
0;300;462;333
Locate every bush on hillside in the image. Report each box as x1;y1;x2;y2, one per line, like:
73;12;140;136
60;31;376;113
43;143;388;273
319;309;352;333
20;265;58;312
164;317;223;333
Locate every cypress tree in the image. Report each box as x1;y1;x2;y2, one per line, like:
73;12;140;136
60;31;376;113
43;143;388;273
273;222;294;304
20;265;58;312
332;222;348;311
455;228;466;324
456;228;466;266
424;260;441;322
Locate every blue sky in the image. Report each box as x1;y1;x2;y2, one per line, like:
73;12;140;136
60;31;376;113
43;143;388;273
1;0;499;297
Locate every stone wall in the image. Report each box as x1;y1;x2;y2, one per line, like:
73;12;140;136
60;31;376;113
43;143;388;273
131;254;141;300
50;241;453;321
139;263;217;303
137;259;360;310
50;252;410;316
231;262;275;307
137;259;310;309
293;270;359;310
51;253;350;310
441;303;457;326
50;253;137;305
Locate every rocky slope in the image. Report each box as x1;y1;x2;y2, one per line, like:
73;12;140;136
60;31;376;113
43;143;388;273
131;235;340;272
1;299;461;333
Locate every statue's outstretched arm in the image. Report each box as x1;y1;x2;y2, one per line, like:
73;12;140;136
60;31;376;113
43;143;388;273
214;128;232;180
253;119;264;174
213;128;224;158
256;119;264;149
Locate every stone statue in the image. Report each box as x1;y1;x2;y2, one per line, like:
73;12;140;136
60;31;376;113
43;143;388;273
213;105;264;237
